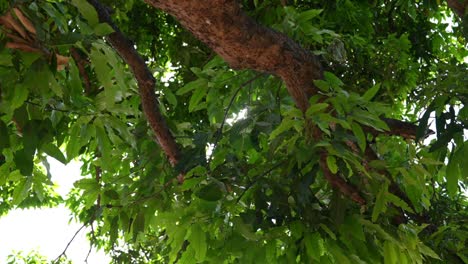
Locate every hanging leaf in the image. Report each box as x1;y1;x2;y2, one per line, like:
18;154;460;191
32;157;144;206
189;86;208;112
188;224;207;262
71;0;99;26
41;143;67;164
326;155;338;174
12;177;32;205
351;122;366;152
362;83;381;101
372;183;388;222
177;78;208;95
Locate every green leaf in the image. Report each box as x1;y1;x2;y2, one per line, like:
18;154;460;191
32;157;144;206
353;110;389;131
189;86;208;112
12;177;32;205
446;154;460;197
168;227;187;263
90;45;115;108
163;87;177;107
72;0;99;26
383;241;398;264
324;71;344;88
351;122;366;152
42;143;67;164
0;120;10;151
188;224;207;262
385;192;414;213
362;83;381;101
94;23;114;36
132;212;145;241
297;9;323;23
74;178;100;191
196;183;223;201
233;217;259;241
326;155;338;174
313;79;330;91
306;103;329;117
372;182;388;222
266;240;277;263
181;177;203;191
66;123;82;161
14;149;34;176
11;83;29;110
68;58;84;98
418;243;440;260
319;223;336;240
179;246;196;264
342;215;365;241
304;232;324;261
95;118;113;166
269;119;296;140
176;78;207;95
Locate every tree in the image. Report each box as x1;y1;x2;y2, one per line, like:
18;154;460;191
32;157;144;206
0;0;467;263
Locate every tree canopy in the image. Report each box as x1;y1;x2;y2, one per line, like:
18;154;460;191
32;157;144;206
0;0;467;263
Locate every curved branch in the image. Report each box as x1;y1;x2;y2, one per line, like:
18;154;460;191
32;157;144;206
145;0;323;112
446;0;467;18
87;0;181;166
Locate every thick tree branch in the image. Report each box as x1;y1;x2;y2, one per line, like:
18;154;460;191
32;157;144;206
87;0;181;167
145;0;323;112
446;0;467;18
145;0;428;203
146;0;426;141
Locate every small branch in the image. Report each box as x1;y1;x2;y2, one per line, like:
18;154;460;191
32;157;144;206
94;162;102;209
208;73;265;164
366;117;433;140
84;221;98;264
236;162;285;203
85;245;92;264
319;153;366;205
53;223;87;263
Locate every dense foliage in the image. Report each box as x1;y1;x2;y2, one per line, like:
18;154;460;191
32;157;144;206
0;0;467;263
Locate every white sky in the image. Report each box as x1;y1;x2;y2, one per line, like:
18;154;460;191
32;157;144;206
0;159;110;263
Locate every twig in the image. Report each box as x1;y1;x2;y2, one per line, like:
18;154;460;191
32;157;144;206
84;241;92;264
84;221;97;264
236;161;285;203
53;223;87;263
319;153;366;205
208;73;265;165
105;177;175;208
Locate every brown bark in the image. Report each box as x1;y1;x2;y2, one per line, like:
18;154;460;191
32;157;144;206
86;0;422;202
87;0;181;167
319;153;366;205
145;0;323;113
446;0;467;18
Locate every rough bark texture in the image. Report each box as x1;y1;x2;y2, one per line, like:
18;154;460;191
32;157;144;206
144;0;368;204
146;0;323;112
89;0;423;203
446;0;467;18
88;0;181;166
